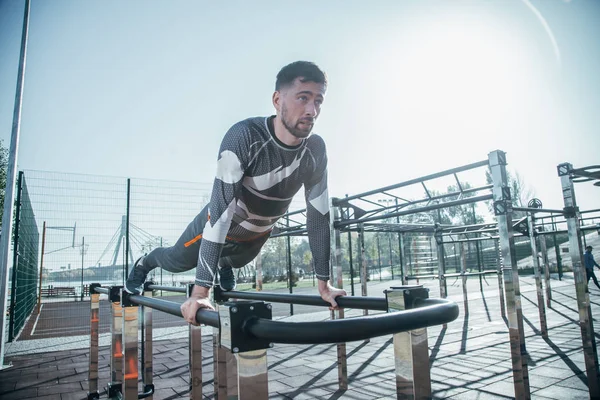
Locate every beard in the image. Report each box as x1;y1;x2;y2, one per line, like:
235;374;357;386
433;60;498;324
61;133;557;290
281;103;314;139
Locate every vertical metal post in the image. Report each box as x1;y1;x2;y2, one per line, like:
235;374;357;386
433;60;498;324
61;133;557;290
37;221;47;314
357;223;368;316
476;241;483;292
286;216;293;316
495;239;507;319
330;203;348;390
386;286;431;399
108;287;123;397
434;228;447;299
187;284;202;399
388;234;394;279
347;230;355;296
88;284;100;400
538;230;552;308
213;328;227;399
399;233;407;285
81;237;85;301
558;163;600;398
376;234;382;281
0;0;30;368
255;252;263;291
396;198;404;283
143;285;154;396
552;215;563;280
122;296;139;400
125;179;131;281
218;303;269;400
489;150;530;399
8;171;23;342
460;242;468;314
527;215;548;338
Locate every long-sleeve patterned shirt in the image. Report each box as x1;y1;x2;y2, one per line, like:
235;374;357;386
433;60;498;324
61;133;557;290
195;116;330;287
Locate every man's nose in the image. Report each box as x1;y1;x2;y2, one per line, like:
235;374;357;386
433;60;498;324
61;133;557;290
305;102;318;117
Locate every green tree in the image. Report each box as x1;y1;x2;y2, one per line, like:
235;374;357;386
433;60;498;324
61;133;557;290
485;169;534;219
0;139;9;227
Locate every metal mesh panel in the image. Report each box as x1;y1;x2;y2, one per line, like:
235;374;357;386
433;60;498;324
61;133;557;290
8;174;39;341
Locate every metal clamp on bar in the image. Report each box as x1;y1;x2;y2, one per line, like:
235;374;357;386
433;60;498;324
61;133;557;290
219;301;273;353
563;206;579;219
493;199;512;216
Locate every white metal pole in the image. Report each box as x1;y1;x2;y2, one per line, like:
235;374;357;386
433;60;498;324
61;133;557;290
0;0;30;369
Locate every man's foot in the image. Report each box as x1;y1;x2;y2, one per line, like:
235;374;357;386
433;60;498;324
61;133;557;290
125;256;148;294
219;266;237;291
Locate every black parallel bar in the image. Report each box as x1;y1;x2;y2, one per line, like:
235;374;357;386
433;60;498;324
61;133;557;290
220;290;388;311
334;159;489;204
147;285;187;293
337;194;493;227
443;271;498;278
94;287;109;295
245;298;458;344
129;294;220;328
406;274;439;280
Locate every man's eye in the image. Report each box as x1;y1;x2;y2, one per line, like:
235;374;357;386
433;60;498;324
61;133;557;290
315;99;323;106
298;96;308;101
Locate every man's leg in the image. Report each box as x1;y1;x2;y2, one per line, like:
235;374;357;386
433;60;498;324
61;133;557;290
218;233;271;291
591;271;600;290
125;206;209;294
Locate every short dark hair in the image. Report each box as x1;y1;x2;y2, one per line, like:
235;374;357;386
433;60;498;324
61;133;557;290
275;61;327;91
587;246;593;251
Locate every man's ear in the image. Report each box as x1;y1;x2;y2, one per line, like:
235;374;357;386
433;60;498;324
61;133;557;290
272;91;281;111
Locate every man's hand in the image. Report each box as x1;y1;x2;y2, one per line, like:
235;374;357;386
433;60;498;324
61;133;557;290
318;280;347;310
181;285;215;326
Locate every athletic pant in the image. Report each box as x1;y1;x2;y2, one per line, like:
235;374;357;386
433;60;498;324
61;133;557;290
586;268;600;290
143;205;270;277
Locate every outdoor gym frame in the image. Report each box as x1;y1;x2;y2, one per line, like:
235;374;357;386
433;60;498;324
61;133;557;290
272;151;600;399
87;282;458;399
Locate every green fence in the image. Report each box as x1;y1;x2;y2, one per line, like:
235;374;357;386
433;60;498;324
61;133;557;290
8;172;40;341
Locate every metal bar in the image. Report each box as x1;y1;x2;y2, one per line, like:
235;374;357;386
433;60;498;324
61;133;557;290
337;194;494;227
0;0;30;368
528;215;548;338
225;348;238;399
146;284;187;293
125;179;130;281
330;204;348;390
358;224;369;317
496;240;506;320
8;171;23;342
489;150;530;399
286;216;293;316
122;304;139;400
538;232;552;308
436;232;447;299
188;285;202;400
558;163;600;397
142;288;153;394
243;298;458;345
37;221;46;314
460;243;469;315
387;286;431;399
88;292;100;399
110;289;123;386
513;207;566;214
128;294;220;327
95;287;109;295
213;329;227;399
335;159;488;203
237;350;269;400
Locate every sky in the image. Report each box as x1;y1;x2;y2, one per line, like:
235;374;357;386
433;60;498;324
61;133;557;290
1;0;599;218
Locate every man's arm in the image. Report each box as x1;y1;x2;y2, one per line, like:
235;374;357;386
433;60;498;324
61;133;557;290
181;123;250;324
304;138;346;308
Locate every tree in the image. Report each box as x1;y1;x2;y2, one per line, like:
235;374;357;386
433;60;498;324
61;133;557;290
0;139;8;227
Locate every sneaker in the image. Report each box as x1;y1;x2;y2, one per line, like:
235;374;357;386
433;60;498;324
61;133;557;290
125;256;148;294
219;266;237;291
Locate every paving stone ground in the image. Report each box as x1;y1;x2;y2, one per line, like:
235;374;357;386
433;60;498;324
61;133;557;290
1;274;598;399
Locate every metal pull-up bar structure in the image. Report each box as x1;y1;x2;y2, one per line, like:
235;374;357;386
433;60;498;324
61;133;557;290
87;283;458;400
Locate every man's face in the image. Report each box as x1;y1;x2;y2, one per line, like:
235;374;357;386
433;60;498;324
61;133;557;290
274;78;326;139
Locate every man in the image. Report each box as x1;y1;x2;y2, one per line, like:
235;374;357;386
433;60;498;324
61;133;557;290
584;245;600;290
126;61;346;324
